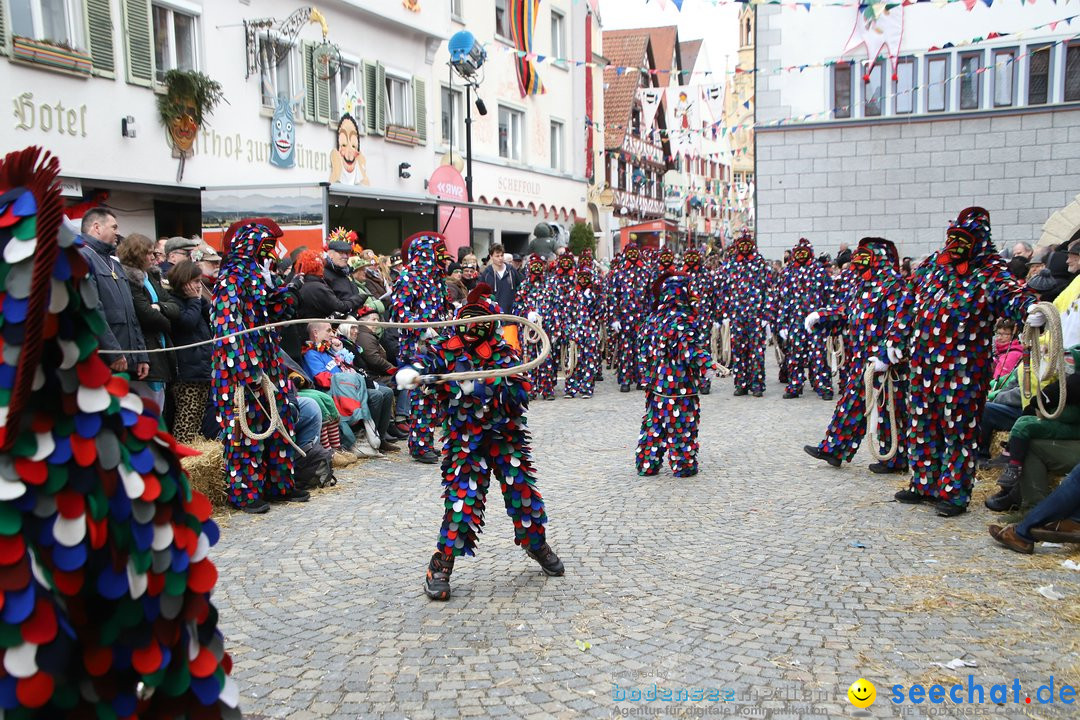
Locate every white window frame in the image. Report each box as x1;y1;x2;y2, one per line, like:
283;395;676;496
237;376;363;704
498;104;524;162
893;56;916;115
450;0;464;22
550;9;566;60
862;60;885;117
958;50;984;111
494;0;512;43
441;85;465;146
550;118;564;171
831;61;854;119
925;53;950;113
331;53;362;126
259;33;302;109
10;0;85;48
1026;43;1054;106
152;1;201;83
384;69;414;128
991;47;1018;108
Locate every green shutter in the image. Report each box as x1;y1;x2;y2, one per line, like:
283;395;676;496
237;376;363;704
122;0;153;86
85;0;115;77
302;42;316;121
375;62;386;135
413;76;426;143
314;56;331;124
363;60;377;133
0;0;7;56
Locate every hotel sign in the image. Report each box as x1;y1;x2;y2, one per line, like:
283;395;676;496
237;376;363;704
613;189;664;217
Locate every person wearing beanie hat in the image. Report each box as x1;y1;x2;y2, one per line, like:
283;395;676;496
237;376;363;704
445;261;467;306
766;237;835;401
718;228;771;397
391;232;453;464
882;207;1037;517
562;267;605;398
636;273;721;477
212;217;310;512
803;237;911;474
606;244;651;392
513;253;556;399
396;283;564;600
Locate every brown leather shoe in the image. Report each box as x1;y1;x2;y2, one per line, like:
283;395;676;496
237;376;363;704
1028;518;1080;543
988;524;1034;554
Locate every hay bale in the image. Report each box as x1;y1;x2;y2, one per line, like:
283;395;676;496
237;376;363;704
179;439;229;511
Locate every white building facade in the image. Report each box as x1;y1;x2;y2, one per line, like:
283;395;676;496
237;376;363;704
755;3;1080;259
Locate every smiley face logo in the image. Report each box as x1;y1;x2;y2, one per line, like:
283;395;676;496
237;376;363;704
847;678;876;709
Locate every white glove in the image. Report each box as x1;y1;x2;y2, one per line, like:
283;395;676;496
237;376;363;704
459;380;475;395
611;320;622;333
804;312;820;333
1026;307;1047;328
886;345;904;365
395;368;421;391
423;328;439;340
872;357;889;373
778;329;789;342
527;311;542;326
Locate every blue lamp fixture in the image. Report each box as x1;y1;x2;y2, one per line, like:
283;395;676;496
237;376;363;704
449;30;486;77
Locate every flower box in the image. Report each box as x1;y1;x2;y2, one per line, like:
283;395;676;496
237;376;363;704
385;124;422;146
11;36;93;77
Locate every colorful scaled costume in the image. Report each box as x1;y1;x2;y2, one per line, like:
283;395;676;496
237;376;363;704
0;148;239;716
391;232;452;460
683;248;721;394
545;253;578;393
564;268;605;398
805;238;910;471
212;218;305;511
886;208;1035;515
769;238;835;400
514;254;555;399
718;230;771;397
636;274;716;477
607;245;651;391
397;285;563;601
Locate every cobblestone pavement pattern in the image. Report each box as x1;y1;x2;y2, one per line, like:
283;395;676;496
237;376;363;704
211;358;1080;719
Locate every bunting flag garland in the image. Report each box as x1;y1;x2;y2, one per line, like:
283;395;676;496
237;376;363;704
844;4;905;74
702;84;726;122
509;0;545;97
636;88;665;129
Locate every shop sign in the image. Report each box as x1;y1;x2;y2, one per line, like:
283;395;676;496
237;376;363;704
12;92;87;137
496;175;542;198
430;164;470;258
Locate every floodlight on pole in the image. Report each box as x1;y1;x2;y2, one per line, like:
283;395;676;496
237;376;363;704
448;31;486;78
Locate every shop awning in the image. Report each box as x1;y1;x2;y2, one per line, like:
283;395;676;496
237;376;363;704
329;183;532;215
66;173;201;198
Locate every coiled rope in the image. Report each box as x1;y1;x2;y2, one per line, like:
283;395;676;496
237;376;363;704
560;340;579;377
1020;301;1066;420
826;336;845;378
710;320;733;370
863;363;900;463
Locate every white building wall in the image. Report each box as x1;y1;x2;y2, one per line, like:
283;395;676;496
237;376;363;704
755;4;1080;259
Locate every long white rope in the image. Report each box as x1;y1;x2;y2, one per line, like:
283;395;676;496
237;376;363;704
560;340;579;377
1020;301;1066;420
863;363;899;463
826;336;845;378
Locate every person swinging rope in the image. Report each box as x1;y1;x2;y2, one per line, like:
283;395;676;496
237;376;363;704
396;284;564;601
803;238;910;474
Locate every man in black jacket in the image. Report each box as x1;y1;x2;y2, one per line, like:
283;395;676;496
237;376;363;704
77;208;150;378
324;239;363;305
478;243;522;313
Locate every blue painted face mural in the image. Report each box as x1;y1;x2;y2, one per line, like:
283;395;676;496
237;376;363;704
270;93;296;168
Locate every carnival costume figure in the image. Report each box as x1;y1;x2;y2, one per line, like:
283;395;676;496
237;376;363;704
212;218;308;512
545;252;577;393
607;245;651;392
514;253;555;399
804;238;911;473
396;285;564;601
769;238;835;400
636;274;717;477
885;208;1036;517
684;247;720;395
391;232;452;463
0;147;241;716
564;268;605;398
718;229;771;397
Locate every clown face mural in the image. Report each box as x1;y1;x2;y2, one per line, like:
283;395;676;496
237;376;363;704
270;93;296;168
329;113;371;185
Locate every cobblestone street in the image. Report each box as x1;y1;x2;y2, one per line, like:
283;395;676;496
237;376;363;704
212;361;1080;719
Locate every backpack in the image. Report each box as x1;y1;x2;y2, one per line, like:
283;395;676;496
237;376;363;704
294;441;337;489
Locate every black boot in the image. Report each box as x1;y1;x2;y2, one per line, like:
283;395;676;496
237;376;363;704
935;500;967;517
425;552;454;601
619;384;631;393
783;390;799;399
804;444;841;467
526;543;565;576
733;387;748;397
985;481;1021;512
867;462;904;474
894;489;925;504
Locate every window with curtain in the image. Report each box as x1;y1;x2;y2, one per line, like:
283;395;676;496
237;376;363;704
1065;43;1080;103
1027;45;1052;106
384;73;413;127
498;105;524;160
926;55;949;112
833;62;853;119
152;3;198;83
959;52;983;110
894;57;915;114
992;48;1016;107
863;62;884;117
550;120;564;171
441;86;464;145
10;0;80;46
551;10;565;59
